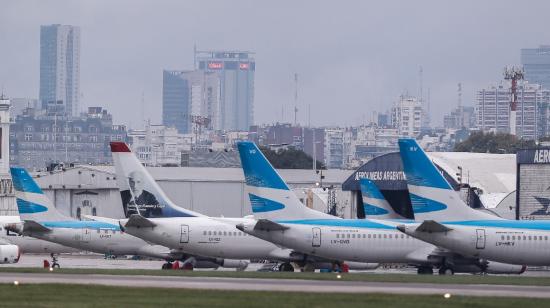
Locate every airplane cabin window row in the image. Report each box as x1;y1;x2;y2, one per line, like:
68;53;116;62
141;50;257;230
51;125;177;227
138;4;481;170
335;233;410;239
501;235;549;241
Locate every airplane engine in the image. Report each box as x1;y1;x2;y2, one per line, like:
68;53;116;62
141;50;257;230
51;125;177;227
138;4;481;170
483;260;526;275
215;258;249;271
0;244;20;264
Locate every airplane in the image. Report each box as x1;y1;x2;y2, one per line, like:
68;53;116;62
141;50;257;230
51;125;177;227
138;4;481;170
9;167;248;270
235;141;526;274
361;170;524;274
395;138;550;266
110;142;378;272
360;178;405;219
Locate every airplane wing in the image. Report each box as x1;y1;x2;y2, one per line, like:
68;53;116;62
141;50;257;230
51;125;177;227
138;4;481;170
254;219;289;231
22;220;52;233
124;214;156;228
415;220;453;233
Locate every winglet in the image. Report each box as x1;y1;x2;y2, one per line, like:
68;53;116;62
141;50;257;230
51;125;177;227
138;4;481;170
415;220;452;233
110;142;131;153
124;214;157;228
253;219;289;231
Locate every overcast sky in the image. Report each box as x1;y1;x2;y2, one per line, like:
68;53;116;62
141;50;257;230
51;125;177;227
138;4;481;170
1;0;549;128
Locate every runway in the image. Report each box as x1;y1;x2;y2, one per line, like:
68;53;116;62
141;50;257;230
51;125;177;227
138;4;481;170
1;272;550;298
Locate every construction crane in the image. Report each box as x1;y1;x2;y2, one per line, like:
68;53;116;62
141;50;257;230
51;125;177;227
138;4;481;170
504;66;524;136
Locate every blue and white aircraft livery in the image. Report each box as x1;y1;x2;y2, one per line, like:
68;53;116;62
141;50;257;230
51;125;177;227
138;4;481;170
110;142;377;272
360;178;404;219
10;167;248;269
396;138;550;266
236;141;526;274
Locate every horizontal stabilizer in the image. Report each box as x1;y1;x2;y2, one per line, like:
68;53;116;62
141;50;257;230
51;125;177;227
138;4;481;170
125;214;156;228
22;220;52;233
416;220;452;233
254;219;289;231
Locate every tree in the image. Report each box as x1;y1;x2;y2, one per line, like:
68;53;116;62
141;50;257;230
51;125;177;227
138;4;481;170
259;146;324;169
454;131;536;153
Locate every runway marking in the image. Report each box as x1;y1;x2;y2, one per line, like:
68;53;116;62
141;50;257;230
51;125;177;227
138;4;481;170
1;272;550;298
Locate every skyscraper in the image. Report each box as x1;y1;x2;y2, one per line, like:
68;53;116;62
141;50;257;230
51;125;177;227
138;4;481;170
521;45;550;89
39;24;81;116
195;50;255;131
162;70;190;133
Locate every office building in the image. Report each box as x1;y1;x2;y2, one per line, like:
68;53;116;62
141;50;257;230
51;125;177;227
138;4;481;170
195;50;255;131
522;45;550;89
391;96;423;137
39;24;80;116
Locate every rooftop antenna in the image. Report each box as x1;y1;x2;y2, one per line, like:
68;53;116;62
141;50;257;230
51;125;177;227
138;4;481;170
458;83;463;128
294;73;298;126
141;91;145;129
504;66;524;136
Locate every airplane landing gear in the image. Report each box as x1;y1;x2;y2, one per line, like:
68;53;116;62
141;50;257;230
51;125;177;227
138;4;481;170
438;266;454;275
50;253;60;268
161;262;173;270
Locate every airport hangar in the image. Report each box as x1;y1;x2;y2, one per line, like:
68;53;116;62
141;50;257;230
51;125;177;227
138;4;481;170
27;150;548;221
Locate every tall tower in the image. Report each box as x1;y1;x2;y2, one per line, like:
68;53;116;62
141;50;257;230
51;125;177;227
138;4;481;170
504;66;525;136
0;94;15;215
39;24;81;116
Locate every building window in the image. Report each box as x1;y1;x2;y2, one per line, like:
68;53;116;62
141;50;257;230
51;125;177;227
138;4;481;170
24;133;32;141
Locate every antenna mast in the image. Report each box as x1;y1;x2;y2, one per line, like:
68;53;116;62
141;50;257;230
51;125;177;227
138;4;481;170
504;66;524;136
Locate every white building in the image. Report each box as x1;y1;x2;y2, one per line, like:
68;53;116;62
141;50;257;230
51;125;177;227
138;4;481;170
476;81;550;140
391;96;423;137
324;128;344;169
128;124;194;166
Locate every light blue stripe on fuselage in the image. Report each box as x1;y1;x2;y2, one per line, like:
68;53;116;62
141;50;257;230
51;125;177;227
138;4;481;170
41;221;121;230
443;220;550;231
276;219;395;230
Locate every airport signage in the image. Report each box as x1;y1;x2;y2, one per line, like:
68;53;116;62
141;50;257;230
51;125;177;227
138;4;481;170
517;148;550;164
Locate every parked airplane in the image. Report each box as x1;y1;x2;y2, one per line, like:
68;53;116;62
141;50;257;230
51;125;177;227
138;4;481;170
110;142;378;272
9;167;246;270
360;178;404;219
395;138;550;266
235;141;525;274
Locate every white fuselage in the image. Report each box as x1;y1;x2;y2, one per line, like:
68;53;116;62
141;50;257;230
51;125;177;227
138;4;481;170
406;224;550;266
241;220;437;264
26;227;171;259
123;217;292;261
0;216;77;254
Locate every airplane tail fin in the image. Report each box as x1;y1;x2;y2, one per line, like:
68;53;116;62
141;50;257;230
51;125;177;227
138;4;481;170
360;178;404;219
236;141;332;220
398;138;498;221
110;142;202;218
10;167;68;222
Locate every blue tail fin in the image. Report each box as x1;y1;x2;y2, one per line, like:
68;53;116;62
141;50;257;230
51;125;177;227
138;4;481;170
398;139;498;221
10;167;68;222
360;178;404;219
237;141;332;220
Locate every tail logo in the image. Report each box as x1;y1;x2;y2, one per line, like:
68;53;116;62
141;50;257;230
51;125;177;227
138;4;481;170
410;193;447;213
249;194;285;213
16;199;48;214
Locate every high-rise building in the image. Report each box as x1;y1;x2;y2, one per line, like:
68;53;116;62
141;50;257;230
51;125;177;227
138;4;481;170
476;82;550;140
195;50;255;131
521;45;550;89
443;106;476;130
162;70;190;133
391;96;423;137
162;70;221;134
39;24;80;116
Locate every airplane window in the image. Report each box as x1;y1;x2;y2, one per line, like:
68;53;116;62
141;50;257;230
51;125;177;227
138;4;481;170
346;234;350;238
368;234;371;239
534;236;538;241
512;236;515;240
523;236;526;240
383;234;387;239
104;230;108;234
529;236;532;240
363;234;366;238
213;231;217;236
97;229;100;234
506;236;510;240
336;234;339;239
203;231;207;235
208;231;212;236
239;232;242;236
233;232;237;236
540;236;543;241
352;234;355;239
223;231;227;236
545;236;548;241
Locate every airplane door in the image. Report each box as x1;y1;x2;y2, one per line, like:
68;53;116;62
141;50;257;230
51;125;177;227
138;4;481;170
312;227;321;247
476;229;486;249
180;225;189;243
82;228;91;242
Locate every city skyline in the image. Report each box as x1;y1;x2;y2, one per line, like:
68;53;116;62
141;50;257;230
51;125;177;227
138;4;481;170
2;1;550;129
